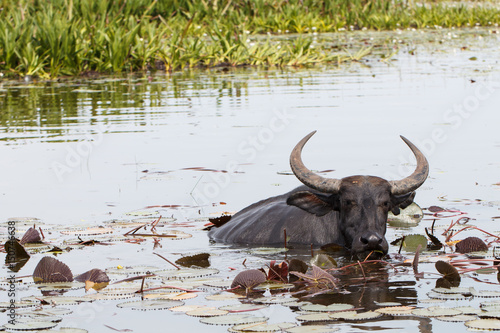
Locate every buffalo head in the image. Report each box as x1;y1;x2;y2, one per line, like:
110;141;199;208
286;131;428;259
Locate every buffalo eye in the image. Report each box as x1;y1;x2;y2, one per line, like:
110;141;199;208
344;199;357;207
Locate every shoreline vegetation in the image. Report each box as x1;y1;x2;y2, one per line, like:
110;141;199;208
1;0;500;79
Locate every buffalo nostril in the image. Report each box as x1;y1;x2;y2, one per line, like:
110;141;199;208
361;234;383;249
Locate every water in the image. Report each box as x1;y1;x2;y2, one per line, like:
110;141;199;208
1;28;500;332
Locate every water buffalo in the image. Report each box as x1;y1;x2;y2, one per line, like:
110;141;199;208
208;131;429;258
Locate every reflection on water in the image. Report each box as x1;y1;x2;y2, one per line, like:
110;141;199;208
1;28;500;332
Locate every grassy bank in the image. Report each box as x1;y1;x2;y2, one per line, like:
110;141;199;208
0;0;499;78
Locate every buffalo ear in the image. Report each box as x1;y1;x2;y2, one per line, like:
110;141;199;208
390;192;416;215
286;191;338;216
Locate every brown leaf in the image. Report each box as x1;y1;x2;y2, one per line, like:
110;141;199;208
290;264;338;289
231;269;266;291
20;227;42;244
75;268;110;283
33;256;73;283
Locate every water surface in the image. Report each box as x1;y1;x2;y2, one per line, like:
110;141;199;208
1;28;500;332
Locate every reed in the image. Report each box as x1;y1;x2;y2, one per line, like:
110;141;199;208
0;0;499;78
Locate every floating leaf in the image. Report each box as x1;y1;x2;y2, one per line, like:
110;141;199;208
465;319;500;330
432;287;471;295
200;314;268;326
426;292;469;300
219;304;268;312
435;260;460;282
4;239;30;271
290;265;338;289
375;306;415;316
206;293;245;301
401;234;428;250
288;259;308;282
229;322;296;332
186;308;228;317
310;254;337;270
175;253;210;268
411;306;462;317
329;311;382;321
470;288;500;298
388;203;423;226
105;265;161;275
286;325;339;332
22;296;92;306
3;320;58;331
231;269;266;291
125;210;159;216
20;227;42;244
116;299;183;310
455;237;488;253
75;269;110;283
300;304;354;312
33;257;73;283
35;282;85;292
479;312;500;319
17;308;73;317
481;300;500;311
170;305;206;313
436;315;477;322
296;312;332;322
254;282;294;291
157;268;219;280
253;296;296;305
60;227;114;236
45;328;88;333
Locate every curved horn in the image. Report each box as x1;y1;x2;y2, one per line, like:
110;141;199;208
290;131;341;194
389;136;429;195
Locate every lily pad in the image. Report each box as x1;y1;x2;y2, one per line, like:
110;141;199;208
170;305;207;313
296;313;333;322
157;268;219;280
105;265;161;275
286;325;339;332
200;314;268;326
388;203;423;226
60;227;114;236
125;210;159;216
35;281;85;291
17;308;73;317
186;308;229;317
401;234;428;250
116;299;183;310
411;306;462;317
253;296;296;305
219;304;268;312
436;315;478;322
426;292;469;300
465;319;500;330
375;306;415;316
300;303;354;312
206;293;246;301
3;320;58;331
329;311;382;321
479;312;500;319
229;322;296;332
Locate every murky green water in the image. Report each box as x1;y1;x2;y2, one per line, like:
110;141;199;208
1;29;500;332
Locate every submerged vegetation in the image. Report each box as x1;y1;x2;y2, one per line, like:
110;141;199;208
0;0;500;78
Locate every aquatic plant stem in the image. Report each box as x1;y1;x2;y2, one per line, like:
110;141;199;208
153;252;181;270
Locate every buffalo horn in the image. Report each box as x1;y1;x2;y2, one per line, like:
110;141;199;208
389;135;429;195
290;132;428;195
289;131;341;194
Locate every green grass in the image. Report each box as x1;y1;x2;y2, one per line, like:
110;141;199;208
0;0;499;78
